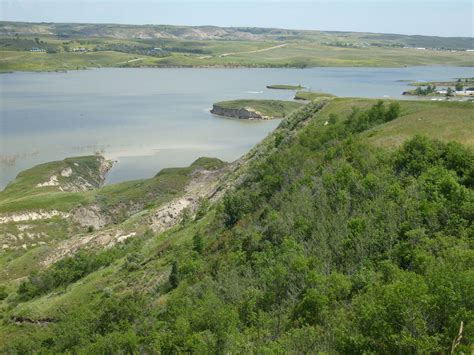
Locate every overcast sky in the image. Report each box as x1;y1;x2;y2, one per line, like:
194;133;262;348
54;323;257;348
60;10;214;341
1;0;473;37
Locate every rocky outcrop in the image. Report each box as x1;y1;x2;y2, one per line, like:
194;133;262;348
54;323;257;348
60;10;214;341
0;210;70;224
71;205;109;230
40;166;231;266
34;156;114;193
210;104;271;120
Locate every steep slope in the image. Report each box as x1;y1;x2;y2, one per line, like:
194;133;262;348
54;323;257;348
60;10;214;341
0;99;473;353
0;157;227;280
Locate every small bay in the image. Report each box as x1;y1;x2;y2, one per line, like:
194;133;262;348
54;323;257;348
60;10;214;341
1;66;472;189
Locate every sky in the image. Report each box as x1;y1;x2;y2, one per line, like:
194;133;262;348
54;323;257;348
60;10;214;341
1;0;473;37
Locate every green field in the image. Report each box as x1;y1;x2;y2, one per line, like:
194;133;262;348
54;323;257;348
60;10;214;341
1;21;473;71
294;90;336;100
364;101;474;149
409;78;474;86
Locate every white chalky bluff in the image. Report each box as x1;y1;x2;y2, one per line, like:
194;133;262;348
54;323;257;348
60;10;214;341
0;210;70;224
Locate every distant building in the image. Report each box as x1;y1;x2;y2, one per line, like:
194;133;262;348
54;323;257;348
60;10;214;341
456;90;474;96
72;47;87;52
436;89;474;96
147;47;165;55
30;47;46;52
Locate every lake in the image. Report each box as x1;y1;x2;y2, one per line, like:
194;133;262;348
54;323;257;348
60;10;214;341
1;66;473;190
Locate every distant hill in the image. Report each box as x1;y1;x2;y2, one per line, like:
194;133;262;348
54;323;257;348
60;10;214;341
1;21;472;50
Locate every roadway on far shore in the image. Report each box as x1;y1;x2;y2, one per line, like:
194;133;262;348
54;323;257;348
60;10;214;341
198;43;289;59
219;43;288;57
116;57;147;65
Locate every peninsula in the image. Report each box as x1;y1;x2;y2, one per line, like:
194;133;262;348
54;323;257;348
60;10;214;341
210;99;304;119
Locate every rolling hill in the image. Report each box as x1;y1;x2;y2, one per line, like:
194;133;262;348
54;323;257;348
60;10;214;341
0;97;473;353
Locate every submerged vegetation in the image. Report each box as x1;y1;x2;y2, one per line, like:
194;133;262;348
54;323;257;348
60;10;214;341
1;98;473;353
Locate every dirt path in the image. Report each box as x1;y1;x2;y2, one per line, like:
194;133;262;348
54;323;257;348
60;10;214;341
219;43;288;57
116;57;146;65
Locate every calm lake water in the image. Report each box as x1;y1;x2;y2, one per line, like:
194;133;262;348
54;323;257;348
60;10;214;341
1;66;473;189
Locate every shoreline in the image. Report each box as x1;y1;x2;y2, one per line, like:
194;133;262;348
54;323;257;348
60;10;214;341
2;63;474;74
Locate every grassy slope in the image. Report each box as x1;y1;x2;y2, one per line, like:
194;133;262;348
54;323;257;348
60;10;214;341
0;157;226;283
211;43;474;67
294;91;336;100
0;156;106;212
0;98;472;352
0;156;224;214
213;99;304;118
305;98;474;148
0;50;159;72
364;101;474;149
1;26;473;71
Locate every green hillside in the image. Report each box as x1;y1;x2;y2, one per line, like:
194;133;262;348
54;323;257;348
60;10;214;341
212;99;304;119
0;98;473;353
1;21;473;71
294;90;336;100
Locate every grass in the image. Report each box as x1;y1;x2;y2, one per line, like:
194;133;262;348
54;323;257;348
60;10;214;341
96;157;225;214
303;97;474;149
0;156;225;216
294;91;336;100
1;31;473;71
409;78;474;86
213;99;304;118
0;157;226;283
0;209;207;331
0;156;106;213
0;245;53;281
267;84;305;90
215;43;474;68
0;96;473;351
0;50;158;72
363;101;474;149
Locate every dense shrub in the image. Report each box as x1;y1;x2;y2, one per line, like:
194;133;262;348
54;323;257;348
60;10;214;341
8;101;473;354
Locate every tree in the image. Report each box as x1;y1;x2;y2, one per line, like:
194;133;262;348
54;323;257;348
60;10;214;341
169;261;180;289
328;113;339;124
446;87;455;97
385;102;401;121
0;286;7;300
455;82;464;91
193;233;204;254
